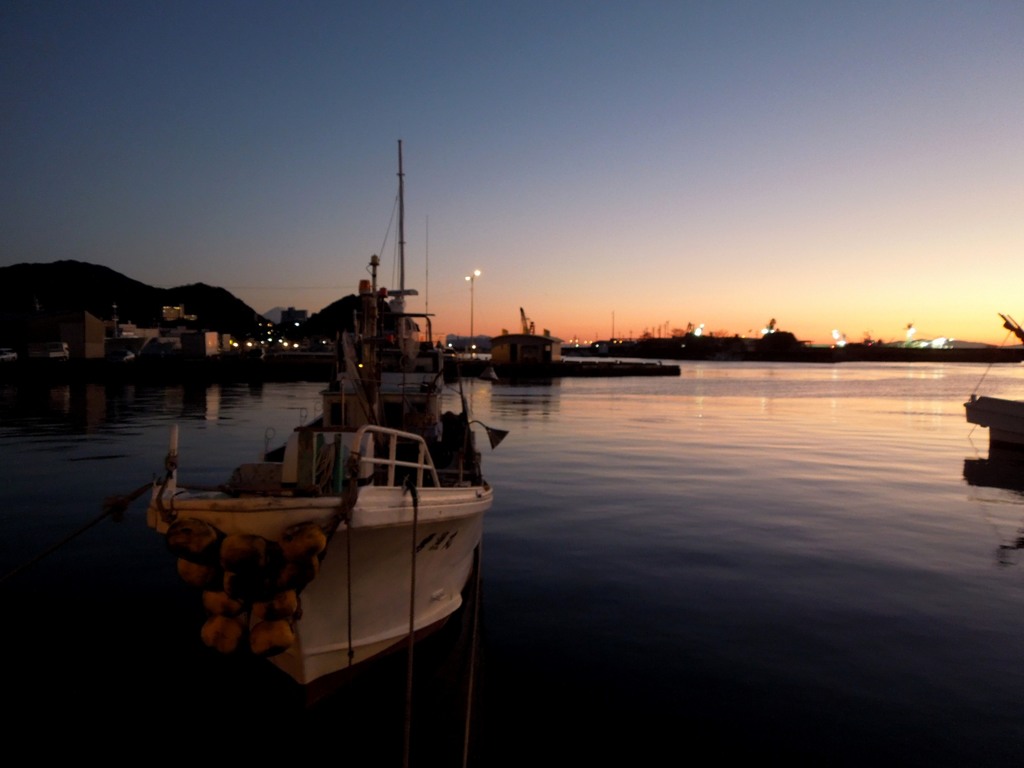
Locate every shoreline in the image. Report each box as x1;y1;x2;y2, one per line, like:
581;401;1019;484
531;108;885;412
0;346;1019;387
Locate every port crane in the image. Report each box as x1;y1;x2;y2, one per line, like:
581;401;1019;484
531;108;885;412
520;307;535;335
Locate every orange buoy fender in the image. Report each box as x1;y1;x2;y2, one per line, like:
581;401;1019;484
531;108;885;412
250;619;295;657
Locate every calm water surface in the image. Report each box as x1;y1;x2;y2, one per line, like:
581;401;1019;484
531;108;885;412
2;362;1023;764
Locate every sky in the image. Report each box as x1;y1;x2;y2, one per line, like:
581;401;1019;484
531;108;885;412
2;1;1022;346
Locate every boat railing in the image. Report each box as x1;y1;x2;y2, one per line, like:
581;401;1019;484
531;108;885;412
350;424;440;489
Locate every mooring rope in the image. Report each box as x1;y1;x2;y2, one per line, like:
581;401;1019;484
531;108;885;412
402;475;420;768
345;465;356;669
345;507;355;668
462;539;483;768
314;439;336;495
319;451;361;669
0;482;151;585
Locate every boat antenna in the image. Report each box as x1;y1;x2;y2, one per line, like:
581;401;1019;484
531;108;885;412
398;139;405;295
425;216;429;318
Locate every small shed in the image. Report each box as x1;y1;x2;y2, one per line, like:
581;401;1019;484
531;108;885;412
489;333;563;365
26;310;106;359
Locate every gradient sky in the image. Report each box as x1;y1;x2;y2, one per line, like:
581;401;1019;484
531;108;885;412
2;1;1022;346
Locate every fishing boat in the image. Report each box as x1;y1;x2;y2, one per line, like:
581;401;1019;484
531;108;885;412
145;142;502;700
965;313;1024;449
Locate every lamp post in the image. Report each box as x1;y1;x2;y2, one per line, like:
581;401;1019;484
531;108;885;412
465;269;481;356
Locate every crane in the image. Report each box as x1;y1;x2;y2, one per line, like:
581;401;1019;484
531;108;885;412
520;307;535;335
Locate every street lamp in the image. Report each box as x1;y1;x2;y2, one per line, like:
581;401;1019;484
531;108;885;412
465;269;481;356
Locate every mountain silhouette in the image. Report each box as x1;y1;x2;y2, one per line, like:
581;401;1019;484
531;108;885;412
300;294;363;339
0;260;267;337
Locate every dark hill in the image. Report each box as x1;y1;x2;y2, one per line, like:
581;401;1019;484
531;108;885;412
300;294;363;338
0;260;266;337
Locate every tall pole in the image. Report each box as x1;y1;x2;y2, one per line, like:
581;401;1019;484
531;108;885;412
398;140;405;293
465;269;481;355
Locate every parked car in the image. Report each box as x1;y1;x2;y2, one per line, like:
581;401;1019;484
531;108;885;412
0;348;17;362
106;349;136;363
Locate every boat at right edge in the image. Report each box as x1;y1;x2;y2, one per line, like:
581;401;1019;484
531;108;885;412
965;313;1024;449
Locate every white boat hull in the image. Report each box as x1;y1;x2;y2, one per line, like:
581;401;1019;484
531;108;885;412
276;502;484;686
965;395;1024;448
148;481;492;689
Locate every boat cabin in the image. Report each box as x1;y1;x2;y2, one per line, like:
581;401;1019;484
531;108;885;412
489;332;563;364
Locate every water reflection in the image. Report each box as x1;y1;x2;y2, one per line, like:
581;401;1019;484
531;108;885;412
963;447;1024;566
0;382;269;436
0;383;110;433
963;448;1024;496
995;530;1024;567
487;382;561;420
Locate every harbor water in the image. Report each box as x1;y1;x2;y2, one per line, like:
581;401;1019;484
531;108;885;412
2;361;1024;764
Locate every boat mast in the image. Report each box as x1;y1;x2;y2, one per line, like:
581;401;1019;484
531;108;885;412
398;139;406;298
390;140;420;371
